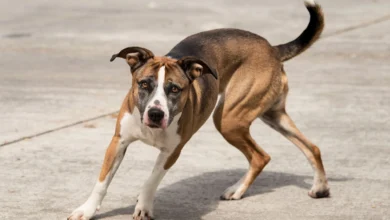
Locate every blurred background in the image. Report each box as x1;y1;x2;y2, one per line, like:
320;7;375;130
0;0;389;219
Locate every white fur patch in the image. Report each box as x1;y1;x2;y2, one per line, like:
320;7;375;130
143;66;170;128
120;110;143;142
304;0;316;6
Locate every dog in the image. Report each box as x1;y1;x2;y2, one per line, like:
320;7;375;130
68;1;329;219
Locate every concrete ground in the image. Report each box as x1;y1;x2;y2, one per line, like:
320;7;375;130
0;0;389;219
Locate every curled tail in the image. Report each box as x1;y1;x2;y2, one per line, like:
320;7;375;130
275;0;325;62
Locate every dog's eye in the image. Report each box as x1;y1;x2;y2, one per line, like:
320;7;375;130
171;86;180;93
140;82;148;89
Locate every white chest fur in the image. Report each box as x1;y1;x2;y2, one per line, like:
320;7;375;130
120;108;182;152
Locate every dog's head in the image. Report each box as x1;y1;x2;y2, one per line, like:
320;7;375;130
111;46;217;129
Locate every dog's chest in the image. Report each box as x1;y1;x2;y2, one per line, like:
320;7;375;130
120;109;181;151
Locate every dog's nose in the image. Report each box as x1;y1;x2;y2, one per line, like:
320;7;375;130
148;108;164;123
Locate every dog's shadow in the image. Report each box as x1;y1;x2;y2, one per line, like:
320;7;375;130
93;170;349;220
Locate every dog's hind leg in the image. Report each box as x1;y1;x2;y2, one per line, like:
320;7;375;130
213;95;271;200
261;99;330;198
213;67;280;200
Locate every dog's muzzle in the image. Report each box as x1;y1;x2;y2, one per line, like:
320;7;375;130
147;108;165;128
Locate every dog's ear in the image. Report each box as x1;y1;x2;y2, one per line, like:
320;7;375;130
176;56;218;83
110;47;154;72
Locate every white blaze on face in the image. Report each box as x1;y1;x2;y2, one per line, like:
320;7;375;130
143;66;169;128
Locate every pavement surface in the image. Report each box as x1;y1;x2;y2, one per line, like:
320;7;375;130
0;0;389;219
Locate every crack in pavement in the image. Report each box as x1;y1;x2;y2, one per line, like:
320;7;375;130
2;14;390;148
0;111;119;147
322;14;390;38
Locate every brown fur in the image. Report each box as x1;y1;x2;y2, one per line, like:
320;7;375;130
98;95;134;181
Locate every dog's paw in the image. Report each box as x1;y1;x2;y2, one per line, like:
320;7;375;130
132;204;154;220
220;184;245;200
308;184;330;198
67;203;99;220
67;210;85;220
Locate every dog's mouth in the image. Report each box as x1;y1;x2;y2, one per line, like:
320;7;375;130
144;120;168;129
146;123;161;129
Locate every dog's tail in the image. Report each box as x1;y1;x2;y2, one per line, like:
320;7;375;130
274;0;324;62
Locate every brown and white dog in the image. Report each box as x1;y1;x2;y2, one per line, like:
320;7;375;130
68;1;329;219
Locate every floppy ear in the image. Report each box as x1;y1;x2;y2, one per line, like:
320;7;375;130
110;47;154;72
176;56;218;83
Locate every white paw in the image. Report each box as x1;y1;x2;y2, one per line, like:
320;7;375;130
220;184;245;200
132;201;154;220
308;182;330;198
304;0;316;7
67;203;99;220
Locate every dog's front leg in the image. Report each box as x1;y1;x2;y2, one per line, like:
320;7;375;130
133;149;180;220
68;134;132;220
68;98;137;220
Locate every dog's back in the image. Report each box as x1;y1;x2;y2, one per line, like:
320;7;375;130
167;1;324;93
